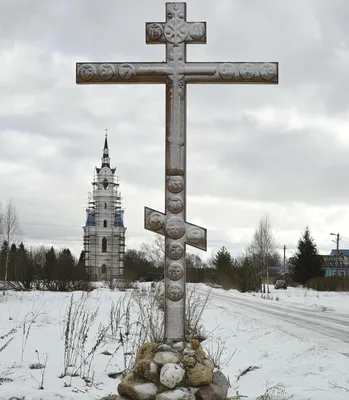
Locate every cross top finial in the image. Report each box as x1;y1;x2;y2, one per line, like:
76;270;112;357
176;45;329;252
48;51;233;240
146;2;206;46
105;128;108;137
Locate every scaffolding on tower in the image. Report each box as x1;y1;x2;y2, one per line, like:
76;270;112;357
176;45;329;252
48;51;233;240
83;151;127;281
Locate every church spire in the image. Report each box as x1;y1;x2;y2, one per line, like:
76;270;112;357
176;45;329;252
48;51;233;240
104;128;109;150
102;128;110;167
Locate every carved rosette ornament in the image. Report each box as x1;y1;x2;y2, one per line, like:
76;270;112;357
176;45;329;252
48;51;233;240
239;63;255;80
118;64;135;81
164;6;188;44
168;283;184;301
168;176;184;193
187;227;203;244
168;196;184;214
260;63;277;81
219;63;236;80
149;212;165;231
167;243;184;260
165;217;186;239
168;263;183;281
99;64;114;80
79;64;94;81
189;22;205;40
147;23;163;41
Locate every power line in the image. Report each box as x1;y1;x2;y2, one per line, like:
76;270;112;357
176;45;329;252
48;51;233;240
21;222;82;228
21;221;259;233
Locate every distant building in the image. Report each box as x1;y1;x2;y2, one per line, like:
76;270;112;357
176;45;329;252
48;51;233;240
322;249;349;277
83;132;126;281
330;249;349;257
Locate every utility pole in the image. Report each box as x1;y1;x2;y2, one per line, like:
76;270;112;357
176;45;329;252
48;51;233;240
283;245;286;275
330;233;340;276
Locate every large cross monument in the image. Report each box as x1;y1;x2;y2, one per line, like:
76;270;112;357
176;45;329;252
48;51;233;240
76;2;278;343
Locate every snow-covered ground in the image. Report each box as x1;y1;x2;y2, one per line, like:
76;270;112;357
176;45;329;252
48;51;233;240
200;285;349;399
0;285;348;400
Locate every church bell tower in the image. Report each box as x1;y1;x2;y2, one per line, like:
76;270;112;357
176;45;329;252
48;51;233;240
83;130;126;281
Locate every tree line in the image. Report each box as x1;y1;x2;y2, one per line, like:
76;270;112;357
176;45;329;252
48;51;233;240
0;242;89;291
0;198;346;292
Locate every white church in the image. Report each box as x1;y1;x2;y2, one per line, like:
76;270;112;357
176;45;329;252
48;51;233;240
83;132;126;281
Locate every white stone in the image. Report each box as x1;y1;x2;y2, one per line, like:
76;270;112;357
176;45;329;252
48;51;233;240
160;363;185;389
203;358;214;371
149;361;158;374
156;344;174;352
172;341;184;351
154;351;180;365
133;382;157;400
156;388;195;400
183;347;195;357
182;355;195;367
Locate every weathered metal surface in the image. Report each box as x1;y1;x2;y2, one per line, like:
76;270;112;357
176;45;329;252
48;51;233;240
77;62;278;84
76;2;279;343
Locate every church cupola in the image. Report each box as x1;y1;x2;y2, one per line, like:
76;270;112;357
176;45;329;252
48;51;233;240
102;129;110;168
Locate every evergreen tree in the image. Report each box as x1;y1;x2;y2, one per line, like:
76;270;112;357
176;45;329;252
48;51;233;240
16;242;35;289
124;249;159;281
212;246;234;284
57;248;76;281
0;241;9;280
290;227;323;284
234;255;261;293
8;243;17;281
77;250;85;267
44;246;58;284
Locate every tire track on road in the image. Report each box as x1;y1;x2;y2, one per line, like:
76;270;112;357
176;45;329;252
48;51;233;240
206;290;349;344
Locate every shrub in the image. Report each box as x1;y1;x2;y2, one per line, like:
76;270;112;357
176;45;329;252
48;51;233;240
307;276;349;291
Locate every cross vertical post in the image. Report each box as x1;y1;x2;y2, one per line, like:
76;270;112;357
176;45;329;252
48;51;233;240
76;2;278;343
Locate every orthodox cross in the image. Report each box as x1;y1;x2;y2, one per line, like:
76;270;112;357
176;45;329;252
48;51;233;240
76;2;278;343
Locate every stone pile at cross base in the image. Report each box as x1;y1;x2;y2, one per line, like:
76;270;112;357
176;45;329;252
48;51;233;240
102;339;229;400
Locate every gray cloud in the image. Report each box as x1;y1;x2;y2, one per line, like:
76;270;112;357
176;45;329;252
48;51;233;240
1;0;349;259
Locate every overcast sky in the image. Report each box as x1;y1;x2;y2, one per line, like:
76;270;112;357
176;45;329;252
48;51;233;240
1;0;349;261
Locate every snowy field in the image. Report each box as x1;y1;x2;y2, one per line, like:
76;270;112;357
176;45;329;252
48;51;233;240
0;284;349;400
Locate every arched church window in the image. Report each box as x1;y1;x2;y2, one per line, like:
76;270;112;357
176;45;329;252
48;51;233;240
103;179;109;189
103;220;107;228
101;264;107;274
105;203;107;209
102;237;107;252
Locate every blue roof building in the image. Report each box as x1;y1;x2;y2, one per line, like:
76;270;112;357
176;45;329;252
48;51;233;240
322;250;349;277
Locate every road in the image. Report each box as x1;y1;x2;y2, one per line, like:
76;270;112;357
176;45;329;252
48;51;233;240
203;288;349;355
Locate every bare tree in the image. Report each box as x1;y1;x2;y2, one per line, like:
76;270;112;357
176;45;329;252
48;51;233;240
186;253;202;268
1;199;21;288
28;245;48;269
140;236;165;269
249;215;276;294
186;253;203;282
